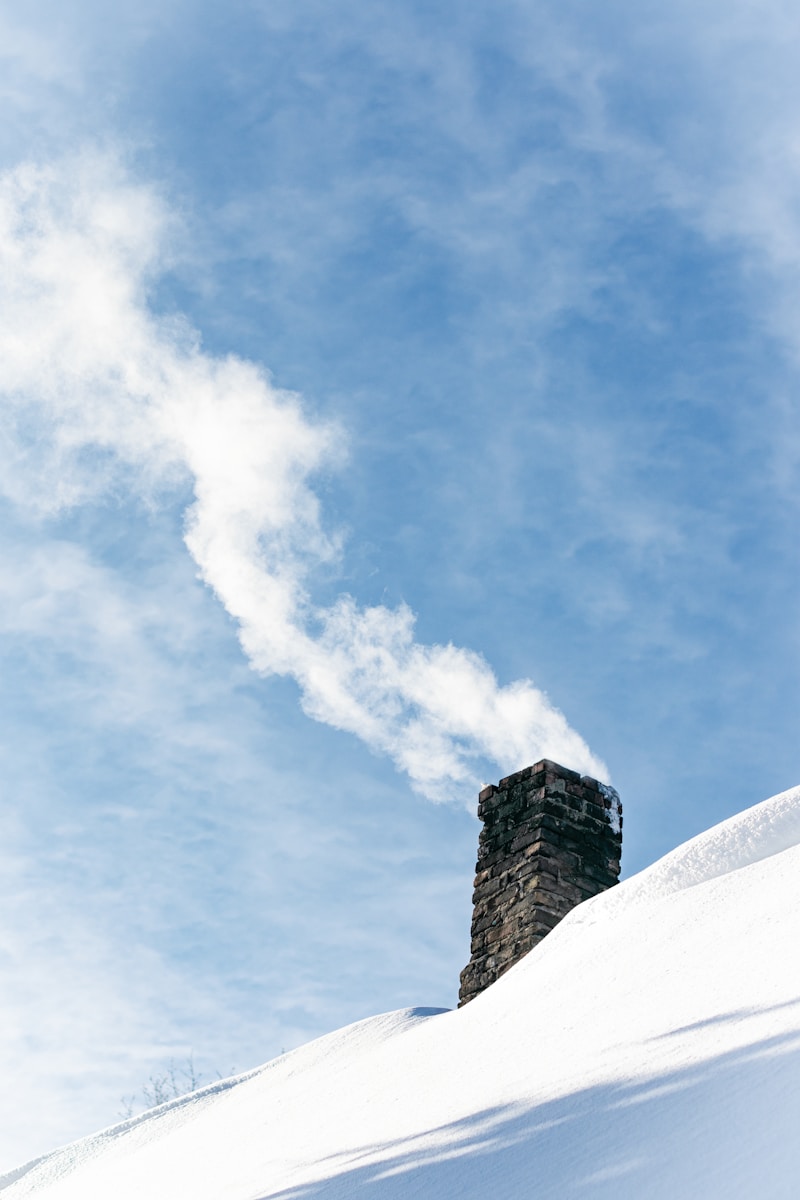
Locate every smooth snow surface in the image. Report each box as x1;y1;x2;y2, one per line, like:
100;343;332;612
5;785;800;1199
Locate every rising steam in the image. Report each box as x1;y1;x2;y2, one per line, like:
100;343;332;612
0;153;607;800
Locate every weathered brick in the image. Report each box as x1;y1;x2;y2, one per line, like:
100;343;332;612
458;760;622;1006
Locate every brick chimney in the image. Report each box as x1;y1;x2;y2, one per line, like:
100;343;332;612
458;759;622;1006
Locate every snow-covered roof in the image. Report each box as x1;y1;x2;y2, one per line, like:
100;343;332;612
5;784;800;1199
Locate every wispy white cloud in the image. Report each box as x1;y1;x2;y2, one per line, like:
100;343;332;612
0;151;607;799
0;0;799;1172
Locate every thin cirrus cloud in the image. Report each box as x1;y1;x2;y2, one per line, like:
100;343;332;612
0;150;607;800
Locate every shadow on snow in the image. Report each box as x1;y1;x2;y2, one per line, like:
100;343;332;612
259;1026;800;1200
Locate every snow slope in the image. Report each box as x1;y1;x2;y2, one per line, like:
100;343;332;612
4;785;800;1199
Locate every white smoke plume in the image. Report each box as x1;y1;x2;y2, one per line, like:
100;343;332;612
0;152;608;800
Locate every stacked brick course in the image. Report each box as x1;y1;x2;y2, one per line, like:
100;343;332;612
458;759;622;1006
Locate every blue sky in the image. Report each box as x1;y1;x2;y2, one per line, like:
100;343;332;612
1;0;799;1169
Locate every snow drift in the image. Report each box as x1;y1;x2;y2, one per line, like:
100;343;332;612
4;784;800;1199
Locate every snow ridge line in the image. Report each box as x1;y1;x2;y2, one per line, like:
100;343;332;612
0;1067;264;1192
580;783;800;925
